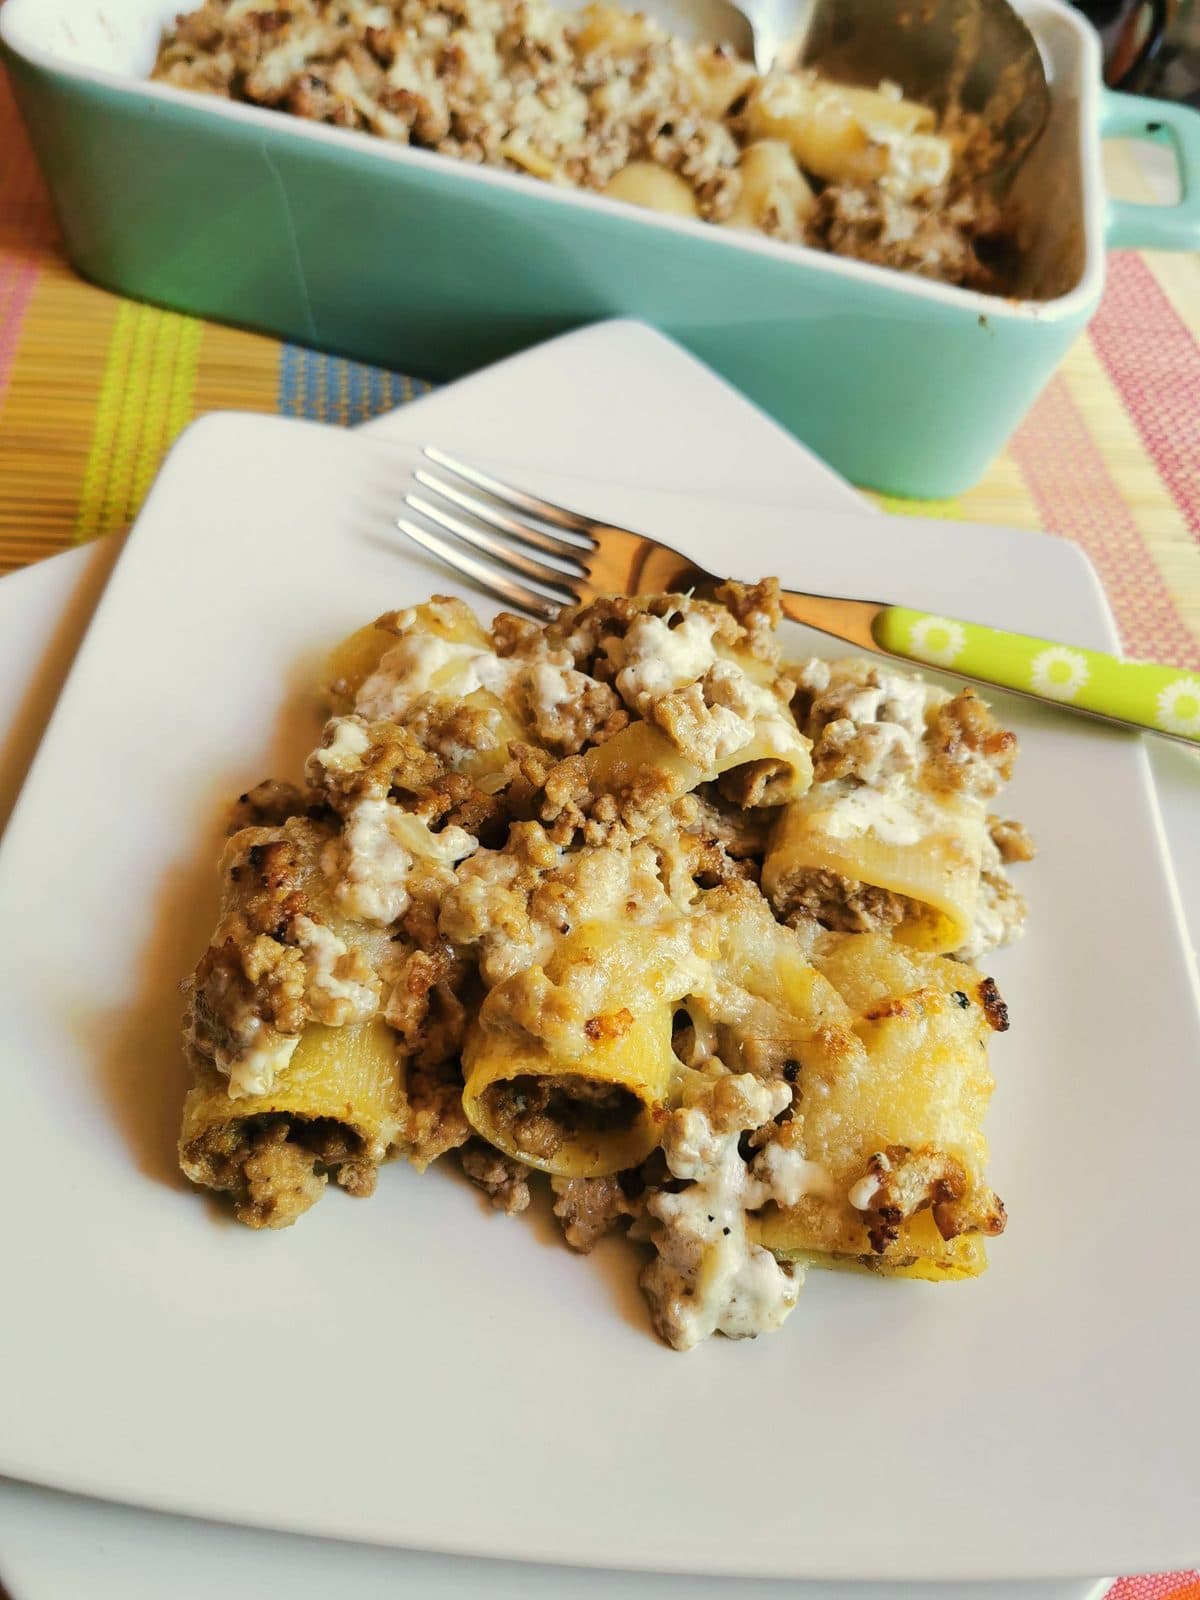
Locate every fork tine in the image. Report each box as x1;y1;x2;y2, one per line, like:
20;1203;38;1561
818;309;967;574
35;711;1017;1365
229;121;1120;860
406;493;580;603
396;518;560;621
423;446;599;541
413;468;590;562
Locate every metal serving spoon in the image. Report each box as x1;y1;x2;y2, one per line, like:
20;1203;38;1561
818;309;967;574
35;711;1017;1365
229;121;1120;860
694;0;1052;177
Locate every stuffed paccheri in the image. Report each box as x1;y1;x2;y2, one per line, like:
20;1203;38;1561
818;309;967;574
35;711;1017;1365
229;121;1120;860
180;579;1027;1349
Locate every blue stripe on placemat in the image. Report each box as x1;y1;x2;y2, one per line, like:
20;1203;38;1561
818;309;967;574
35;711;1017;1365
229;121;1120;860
278;345;433;424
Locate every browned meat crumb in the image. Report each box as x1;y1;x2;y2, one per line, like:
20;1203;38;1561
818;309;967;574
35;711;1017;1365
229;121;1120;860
230;828;312;935
227;779;312;832
850;1144;1006;1254
545;592;742;674
526;674;629;756
712;577;784;662
235;1125;327;1228
181;1115;372;1229
687;789;774;861
989;815;1036;863
977;975;1010;1033
383;945;459;1048
307;717;441;806
551;1172;643;1250
402;1056;472;1170
806;183;1008;292
400;700;508;772
460;1140;533;1213
490;611;544;658
809;717;920;786
188;935;307;1057
927;689;1017;799
716;758;793;808
420;771;510;844
934;1184;1007;1242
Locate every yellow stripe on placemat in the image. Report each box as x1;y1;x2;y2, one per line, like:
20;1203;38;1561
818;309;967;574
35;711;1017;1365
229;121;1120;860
74;300;202;542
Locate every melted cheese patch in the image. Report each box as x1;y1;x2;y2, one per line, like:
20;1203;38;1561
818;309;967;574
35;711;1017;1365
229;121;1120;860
220;1021;300;1101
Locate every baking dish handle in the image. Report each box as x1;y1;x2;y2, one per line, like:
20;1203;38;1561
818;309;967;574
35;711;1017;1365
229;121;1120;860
1100;86;1200;251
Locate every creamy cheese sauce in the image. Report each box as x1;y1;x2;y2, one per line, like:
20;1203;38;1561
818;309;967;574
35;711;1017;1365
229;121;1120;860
754;1140;837;1207
608;611;722;712
330;798;416;924
528;661;578;721
872;128;952;200
793;658;952;843
289;914;380;1026
357;617;597;759
643;1074;833;1350
608;613;806;777
328;798;479;925
313;717;371;768
219;1020;300;1101
814;782;932;847
356;631;515;720
847;1170;883;1211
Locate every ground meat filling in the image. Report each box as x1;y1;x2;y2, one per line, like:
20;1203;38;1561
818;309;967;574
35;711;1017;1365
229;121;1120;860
773;866;910;935
460;1139;533;1213
481;1074;642;1161
989;815;1036;863
807;182;1007;293
182;1114;372;1230
927;689;1017;800
403;1055;473;1169
551;1170;646;1250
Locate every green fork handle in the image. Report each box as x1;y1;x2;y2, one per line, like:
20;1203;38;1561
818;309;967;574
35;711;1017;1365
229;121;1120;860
874;605;1200;744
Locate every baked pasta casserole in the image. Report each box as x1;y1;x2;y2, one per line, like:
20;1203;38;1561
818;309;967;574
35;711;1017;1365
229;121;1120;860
180;579;1031;1349
152;0;1014;292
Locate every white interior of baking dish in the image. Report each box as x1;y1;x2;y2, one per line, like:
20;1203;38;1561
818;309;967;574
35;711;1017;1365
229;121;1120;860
2;0;1107;317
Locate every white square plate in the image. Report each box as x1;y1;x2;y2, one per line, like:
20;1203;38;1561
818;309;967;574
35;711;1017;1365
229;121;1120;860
0;388;1197;1584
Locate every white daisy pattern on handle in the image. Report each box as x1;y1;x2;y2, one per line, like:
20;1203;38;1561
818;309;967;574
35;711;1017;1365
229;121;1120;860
907;615;966;667
1030;646;1090;702
1155;675;1200;738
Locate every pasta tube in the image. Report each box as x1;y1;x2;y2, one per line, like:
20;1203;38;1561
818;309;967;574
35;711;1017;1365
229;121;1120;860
750;931;1008;1278
583;704;810;826
744;75;950;197
180;1017;406;1228
324;598;528;779
762;786;985;954
461;1003;678;1178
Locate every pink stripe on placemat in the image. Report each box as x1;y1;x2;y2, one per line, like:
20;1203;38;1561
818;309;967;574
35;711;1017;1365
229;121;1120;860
1009;373;1200;669
0;254;39;402
1090;252;1200;539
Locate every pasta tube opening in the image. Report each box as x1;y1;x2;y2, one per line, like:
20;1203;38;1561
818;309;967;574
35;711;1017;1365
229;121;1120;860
179;1017;406;1228
461;1007;677;1178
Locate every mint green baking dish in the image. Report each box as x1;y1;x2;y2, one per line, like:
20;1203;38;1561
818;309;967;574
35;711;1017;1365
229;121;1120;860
4;0;1198;497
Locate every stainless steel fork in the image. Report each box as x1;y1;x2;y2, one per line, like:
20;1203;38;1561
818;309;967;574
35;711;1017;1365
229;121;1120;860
397;447;1200;748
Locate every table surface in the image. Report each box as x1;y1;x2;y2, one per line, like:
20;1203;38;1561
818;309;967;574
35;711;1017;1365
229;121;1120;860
0;48;1197;1600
